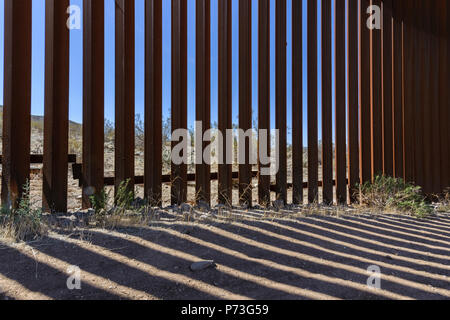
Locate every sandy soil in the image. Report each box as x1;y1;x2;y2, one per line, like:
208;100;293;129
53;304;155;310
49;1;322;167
1;211;449;300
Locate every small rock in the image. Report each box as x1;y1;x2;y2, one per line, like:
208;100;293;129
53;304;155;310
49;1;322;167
190;260;216;272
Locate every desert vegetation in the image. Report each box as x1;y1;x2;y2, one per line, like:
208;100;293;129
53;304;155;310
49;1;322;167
0;109;448;242
357;176;433;218
0;181;47;241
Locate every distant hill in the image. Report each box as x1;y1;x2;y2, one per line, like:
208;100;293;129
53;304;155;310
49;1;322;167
0;106;82;136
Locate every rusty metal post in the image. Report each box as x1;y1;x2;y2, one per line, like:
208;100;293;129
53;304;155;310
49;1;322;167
360;0;372;184
429;2;442;195
292;0;303;205
420;0;433;195
2;0;32;209
448;0;450;191
239;0;252;207
335;0;347;204
145;0;163;205
308;0;319;203
171;0;188;205
321;0;333;205
382;0;394;177
115;0;135;196
43;0;70;213
258;0;271;206
218;0;233;205
371;0;383;178
404;0;417;184
392;0;404;180
347;0;359;202
411;0;423;189
196;0;211;205
82;0;105;209
438;0;449;192
276;0;287;204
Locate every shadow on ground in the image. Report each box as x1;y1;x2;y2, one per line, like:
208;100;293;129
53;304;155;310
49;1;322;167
1;212;449;300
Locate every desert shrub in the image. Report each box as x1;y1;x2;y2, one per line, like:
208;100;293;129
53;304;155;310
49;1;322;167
69;138;82;156
89;187;111;226
436;189;450;213
0;181;47;241
31;119;44;132
114;179;134;213
135;114;145;152
135;114;172;171
90;180;143;228
358;175;432;218
104;119;115;144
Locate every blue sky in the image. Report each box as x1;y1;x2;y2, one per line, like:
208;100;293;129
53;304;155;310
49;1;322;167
0;0;344;145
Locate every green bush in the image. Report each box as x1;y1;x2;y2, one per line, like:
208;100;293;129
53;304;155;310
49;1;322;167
89;187;110;225
358;175;432;218
0;181;46;241
436;189;450;213
89;179;136;228
114;179;134;212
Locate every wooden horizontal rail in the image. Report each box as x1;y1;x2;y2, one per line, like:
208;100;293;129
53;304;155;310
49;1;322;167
72;163;347;191
0;154;77;164
0;154;77;180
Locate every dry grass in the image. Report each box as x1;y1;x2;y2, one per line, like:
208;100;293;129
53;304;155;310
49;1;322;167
357;176;433;218
436;189;450;213
0;182;48;242
87;179;157;229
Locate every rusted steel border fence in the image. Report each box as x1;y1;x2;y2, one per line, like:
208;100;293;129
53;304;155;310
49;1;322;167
1;0;449;211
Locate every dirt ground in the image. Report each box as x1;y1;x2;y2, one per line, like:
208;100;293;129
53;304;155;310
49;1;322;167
1;210;449;300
